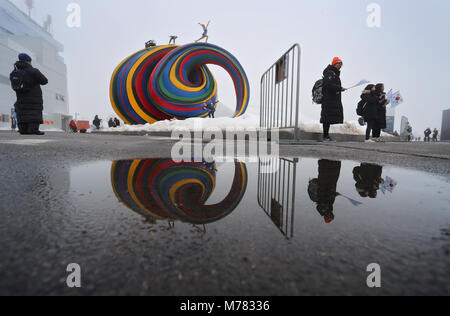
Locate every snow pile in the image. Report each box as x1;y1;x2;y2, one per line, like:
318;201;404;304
300;120;392;137
100;115;392;137
0;123;13;131
40;125;64;132
101;114;260;133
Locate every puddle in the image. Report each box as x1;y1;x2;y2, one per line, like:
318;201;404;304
71;158;450;235
4;156;449;295
64;157;450;294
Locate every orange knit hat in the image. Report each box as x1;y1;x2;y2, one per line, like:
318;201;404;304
332;57;343;66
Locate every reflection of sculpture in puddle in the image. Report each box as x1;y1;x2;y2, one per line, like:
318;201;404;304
308;160;363;224
110;159;247;229
353;163;385;199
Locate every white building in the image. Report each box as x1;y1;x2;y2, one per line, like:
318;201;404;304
0;0;71;130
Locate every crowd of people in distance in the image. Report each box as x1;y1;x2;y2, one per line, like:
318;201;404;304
92;115;121;130
67;116;121;133
424;128;440;142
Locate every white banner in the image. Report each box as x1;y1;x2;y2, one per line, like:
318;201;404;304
347;79;370;90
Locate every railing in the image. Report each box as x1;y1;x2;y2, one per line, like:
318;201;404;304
260;44;301;141
257;157;298;239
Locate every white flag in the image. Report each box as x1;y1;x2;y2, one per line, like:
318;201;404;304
389;91;404;108
348;79;370;90
387;89;393;100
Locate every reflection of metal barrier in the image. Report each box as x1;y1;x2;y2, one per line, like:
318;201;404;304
257;158;298;239
260;44;301;141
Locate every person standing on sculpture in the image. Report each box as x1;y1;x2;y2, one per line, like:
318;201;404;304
169;36;178;45
195;21;211;43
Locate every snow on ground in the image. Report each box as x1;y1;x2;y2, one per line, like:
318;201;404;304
100;114;392;137
299;120;392;137
0;139;54;146
0;117;392;137
39;125;64;132
101;114;260;133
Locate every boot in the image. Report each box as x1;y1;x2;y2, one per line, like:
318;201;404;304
18;123;27;135
30;123;45;136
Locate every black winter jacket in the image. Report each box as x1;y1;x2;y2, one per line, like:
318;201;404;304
375;92;389;129
321;65;343;125
360;89;379;121
11;61;48;123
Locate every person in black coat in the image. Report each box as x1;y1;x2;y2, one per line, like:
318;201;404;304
353;163;384;199
308;159;342;224
432;128;439;142
93;115;102;130
11;53;48;135
373;83;390;140
424;128;432;142
321;57;347;142
360;84;378;141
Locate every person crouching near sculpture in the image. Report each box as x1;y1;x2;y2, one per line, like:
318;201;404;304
10;53;48;136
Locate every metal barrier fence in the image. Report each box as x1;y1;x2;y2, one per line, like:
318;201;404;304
257;157;298;239
260;44;301;140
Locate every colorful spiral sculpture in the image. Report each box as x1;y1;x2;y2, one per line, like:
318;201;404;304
110;43;250;124
111;159;248;224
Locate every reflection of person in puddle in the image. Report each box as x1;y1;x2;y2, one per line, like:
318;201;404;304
308;160;342;224
353;163;384;199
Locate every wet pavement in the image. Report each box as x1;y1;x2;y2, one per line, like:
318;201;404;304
0;139;449;295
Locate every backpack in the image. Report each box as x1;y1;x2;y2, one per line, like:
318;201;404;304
356;100;367;116
312;79;324;104
10;67;32;92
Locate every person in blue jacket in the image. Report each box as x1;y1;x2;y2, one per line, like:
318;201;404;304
195;21;211;43
203;99;219;118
